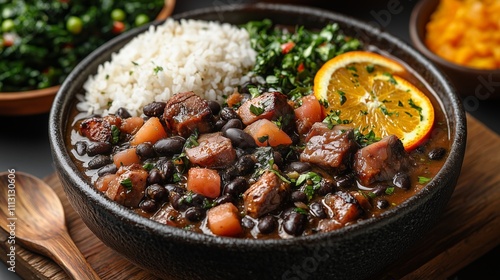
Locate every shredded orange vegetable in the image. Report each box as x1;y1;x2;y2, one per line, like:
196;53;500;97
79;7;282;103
425;0;500;70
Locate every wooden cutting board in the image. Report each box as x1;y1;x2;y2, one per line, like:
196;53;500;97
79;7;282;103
1;114;499;280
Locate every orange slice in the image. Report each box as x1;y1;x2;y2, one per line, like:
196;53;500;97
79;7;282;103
314;51;434;150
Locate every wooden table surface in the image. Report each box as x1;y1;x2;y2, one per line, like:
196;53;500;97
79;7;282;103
1;114;499;280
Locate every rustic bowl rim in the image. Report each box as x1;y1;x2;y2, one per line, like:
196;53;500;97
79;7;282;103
50;2;467;249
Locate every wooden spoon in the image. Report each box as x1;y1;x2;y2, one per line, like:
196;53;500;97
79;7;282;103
0;171;100;279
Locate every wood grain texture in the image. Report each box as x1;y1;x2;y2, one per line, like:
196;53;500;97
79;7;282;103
1;115;498;280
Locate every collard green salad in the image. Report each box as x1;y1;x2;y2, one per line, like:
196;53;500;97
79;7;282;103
0;0;164;92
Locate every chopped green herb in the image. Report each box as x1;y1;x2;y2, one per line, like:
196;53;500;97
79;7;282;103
142;162;155;171
408;99;424;121
131;61;139;66
111;125;120;144
398;100;404;107
153;65;163;74
418;176;431;184
120;178;133;192
250;104;265;116
383;72;397;85
184;130;199;148
323;109;350;129
385;186;395;195
338;90;347;106
257;135;269;143
366;64;375;73
294;207;308;215
354;129;380;147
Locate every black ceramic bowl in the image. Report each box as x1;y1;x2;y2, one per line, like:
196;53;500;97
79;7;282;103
410;0;500;99
49;3;467;280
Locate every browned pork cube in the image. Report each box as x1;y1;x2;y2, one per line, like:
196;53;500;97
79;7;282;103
317;192;363;232
80;115;121;143
237;91;295;129
354;135;412;186
300;123;358;172
163;91;214;138
105;163;148;207
185;132;237;169
243;171;290;218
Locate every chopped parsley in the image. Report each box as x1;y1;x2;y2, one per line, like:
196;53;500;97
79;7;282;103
418;176;431;184
143;162;155;171
295;172;322;200
111;125;120;144
250;104;265;116
385;186;395;195
323;109;350;129
153;65;163;74
338;90;347;106
294;207;308;215
383;72;397;85
366;64;375;73
409;98;424;121
120;178;133;193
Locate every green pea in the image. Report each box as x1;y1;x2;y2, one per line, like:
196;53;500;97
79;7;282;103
66;16;83;34
135;14;150;26
111;9;126;22
1;19;15;32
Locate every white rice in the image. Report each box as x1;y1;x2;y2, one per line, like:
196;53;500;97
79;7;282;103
78;18;257;116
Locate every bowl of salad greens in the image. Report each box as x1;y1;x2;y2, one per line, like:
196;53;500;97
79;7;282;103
0;0;174;116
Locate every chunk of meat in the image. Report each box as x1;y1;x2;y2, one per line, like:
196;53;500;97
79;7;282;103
79;115;121;143
163;91;214;138
354;135;412;186
317;192;363;232
237;92;295;132
104;163;148;207
243;171;290;218
300;123;358;172
185;132;236;169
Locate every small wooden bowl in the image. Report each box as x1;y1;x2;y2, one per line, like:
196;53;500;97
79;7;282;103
0;0;176;116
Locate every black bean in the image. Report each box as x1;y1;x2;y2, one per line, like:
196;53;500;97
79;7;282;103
147;168;165;185
87;142;112;156
165;183;185;195
288;161;311;173
283;212;307;236
309;202;327;219
185;207;205;222
214;194;234;205
241;216;255;229
97;163;117;176
75;141;87;156
335;174;355;189
153;136;185;156
139;199;158;213
189;193;207;207
273;151;283;168
170;192;188;211
258;215;277;234
115;107;132;119
235;155;255;175
136;142;156;159
143;102;166;117
223;128;256;149
393;172;411;190
221;119;243;133
428;147;447;160
317;179;335;196
208;100;221;115
220;107;240;121
157;159;176;181
88;155;111;169
223;177;248;197
214;119;227;131
146;184;169;202
290;191;307;203
376;199;390;209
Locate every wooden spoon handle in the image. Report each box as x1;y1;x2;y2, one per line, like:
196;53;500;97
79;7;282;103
41;232;101;280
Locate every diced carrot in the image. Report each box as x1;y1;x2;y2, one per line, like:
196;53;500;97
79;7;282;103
294;95;323;135
120;116;144;135
244;119;292;147
113;147;140;168
95;173;117;192
226;92;244;108
130;117;167;146
207;203;242;237
187;167;221;198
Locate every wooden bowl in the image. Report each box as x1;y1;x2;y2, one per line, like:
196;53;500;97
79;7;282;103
0;0;176;116
409;0;500;99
